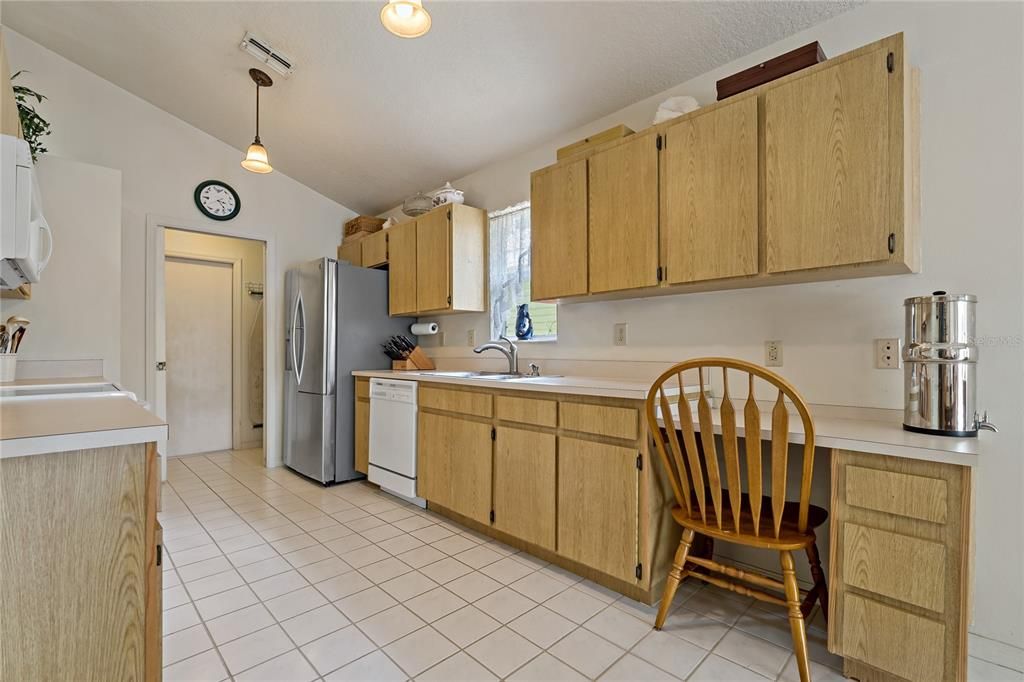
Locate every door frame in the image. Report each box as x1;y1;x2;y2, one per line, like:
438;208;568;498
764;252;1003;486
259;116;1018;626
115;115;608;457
145;214;276;480
164;250;243;454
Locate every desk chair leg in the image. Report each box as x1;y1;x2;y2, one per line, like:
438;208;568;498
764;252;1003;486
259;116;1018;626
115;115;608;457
655;528;695;630
781;550;811;682
806;540;829;623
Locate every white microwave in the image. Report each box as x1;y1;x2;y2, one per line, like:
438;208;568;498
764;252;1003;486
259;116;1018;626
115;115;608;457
0;134;52;289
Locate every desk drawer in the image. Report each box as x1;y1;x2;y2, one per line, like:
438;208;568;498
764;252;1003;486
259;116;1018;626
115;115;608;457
842;522;946;612
841;594;945;682
846;465;947;523
559;402;638;440
420;386;493;418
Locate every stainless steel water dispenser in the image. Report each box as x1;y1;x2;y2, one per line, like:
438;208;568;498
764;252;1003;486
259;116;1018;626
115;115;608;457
903;291;996;436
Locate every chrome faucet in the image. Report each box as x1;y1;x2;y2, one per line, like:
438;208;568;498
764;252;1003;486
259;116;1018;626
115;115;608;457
473;335;519;374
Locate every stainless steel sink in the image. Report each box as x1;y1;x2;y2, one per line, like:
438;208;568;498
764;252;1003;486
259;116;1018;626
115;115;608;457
411;371;562;381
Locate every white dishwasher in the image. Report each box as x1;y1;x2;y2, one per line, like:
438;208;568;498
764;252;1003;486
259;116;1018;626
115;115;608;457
368;378;424;506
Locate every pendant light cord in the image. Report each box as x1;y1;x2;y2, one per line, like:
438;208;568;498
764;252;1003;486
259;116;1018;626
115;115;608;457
254;82;261;144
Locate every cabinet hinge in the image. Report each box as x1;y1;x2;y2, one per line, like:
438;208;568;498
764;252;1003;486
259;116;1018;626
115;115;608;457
447;294;452;305
491;427;496;441
447;210;452;220
656;266;663;282
886;51;894;73
489;510;495;523
635;563;643;580
655;134;663;151
156;544;163;567
887;232;896;254
636;453;643;471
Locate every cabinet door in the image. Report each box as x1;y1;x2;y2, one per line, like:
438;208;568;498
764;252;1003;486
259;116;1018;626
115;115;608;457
531;160;588;299
416;208;451;313
764;48;893;272
354;399;369;474
388;221;417;316
661;97;758;283
417;412;492;524
362;231;388;268
493;427;556;550
588;134;660;293
337;240;361;266
557;437;639;582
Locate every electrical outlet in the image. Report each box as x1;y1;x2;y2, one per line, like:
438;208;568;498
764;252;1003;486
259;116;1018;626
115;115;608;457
875;338;901;369
613;323;628;346
765;340;783;367
438;331;447;347
467;329;476;347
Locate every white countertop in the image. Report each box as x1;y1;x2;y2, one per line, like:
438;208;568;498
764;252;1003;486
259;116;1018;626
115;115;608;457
0;378;167;458
353;370;983;467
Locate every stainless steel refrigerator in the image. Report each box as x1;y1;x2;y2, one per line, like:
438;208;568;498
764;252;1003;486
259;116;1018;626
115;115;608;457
283;258;415;483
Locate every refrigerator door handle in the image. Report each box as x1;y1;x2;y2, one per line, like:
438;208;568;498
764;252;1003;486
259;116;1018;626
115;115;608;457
292;292;305;385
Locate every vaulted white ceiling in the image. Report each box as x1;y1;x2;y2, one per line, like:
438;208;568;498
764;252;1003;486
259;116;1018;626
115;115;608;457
4;1;856;214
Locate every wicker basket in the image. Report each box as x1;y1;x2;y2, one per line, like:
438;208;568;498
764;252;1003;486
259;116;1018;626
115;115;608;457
344;216;385;242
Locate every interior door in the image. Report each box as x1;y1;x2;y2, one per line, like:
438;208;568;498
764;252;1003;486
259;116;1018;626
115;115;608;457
588;133;660;293
388;221;417;316
764;48;892;272
415;208;451;313
530;160;588;299
165;257;233;456
493;427;556;550
661;96;759;284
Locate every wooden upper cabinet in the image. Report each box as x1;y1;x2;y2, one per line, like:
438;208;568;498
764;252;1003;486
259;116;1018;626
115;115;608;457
362;230;388;268
416;208;451;312
588;133;660;293
337;240;361;266
388;221;417;316
531;160;588;300
764;42;900;273
661;96;758;284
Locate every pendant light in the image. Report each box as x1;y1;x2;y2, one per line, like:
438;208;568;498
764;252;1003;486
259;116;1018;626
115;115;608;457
380;0;431;38
241;68;274;174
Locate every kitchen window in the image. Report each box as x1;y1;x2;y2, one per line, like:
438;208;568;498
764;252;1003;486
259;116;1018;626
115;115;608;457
488;202;557;341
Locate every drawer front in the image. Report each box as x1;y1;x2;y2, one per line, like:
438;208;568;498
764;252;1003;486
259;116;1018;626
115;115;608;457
420;386;493;418
559;402;638;440
843;522;946;612
355;379;370;400
846;465;947;523
841;594;945;682
496;395;557;428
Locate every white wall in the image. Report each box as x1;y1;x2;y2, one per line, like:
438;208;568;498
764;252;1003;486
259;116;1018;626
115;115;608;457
389;2;1024;649
1;155;121;380
4;27;356;467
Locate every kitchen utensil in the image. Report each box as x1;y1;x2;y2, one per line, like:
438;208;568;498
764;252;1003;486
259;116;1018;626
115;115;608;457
10;327;26;353
903;291;997;436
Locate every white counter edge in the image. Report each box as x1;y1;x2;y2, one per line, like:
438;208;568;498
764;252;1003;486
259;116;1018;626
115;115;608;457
0;424;168;459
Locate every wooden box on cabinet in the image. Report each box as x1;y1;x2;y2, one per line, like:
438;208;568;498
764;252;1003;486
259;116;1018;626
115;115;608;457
828;449;972;682
387;204;487;316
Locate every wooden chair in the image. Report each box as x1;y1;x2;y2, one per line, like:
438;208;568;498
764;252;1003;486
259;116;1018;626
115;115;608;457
645;358;828;682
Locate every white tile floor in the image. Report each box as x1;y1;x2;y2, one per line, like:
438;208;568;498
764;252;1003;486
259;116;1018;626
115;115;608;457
161;450;1021;682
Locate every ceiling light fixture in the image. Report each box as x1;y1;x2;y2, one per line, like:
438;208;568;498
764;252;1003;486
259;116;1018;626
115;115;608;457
241;68;274;174
380;0;431;38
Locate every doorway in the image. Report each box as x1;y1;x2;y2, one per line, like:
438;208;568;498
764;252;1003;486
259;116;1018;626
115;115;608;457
157;227;267;463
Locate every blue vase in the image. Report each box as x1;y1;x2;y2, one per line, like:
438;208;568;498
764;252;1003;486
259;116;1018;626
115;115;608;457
515;304;534;340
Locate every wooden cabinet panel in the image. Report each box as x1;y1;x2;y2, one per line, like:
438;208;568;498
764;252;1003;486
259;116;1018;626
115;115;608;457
355;378;370;399
765;47;894;272
495;394;557;428
449;204;487;312
362;231;388;268
842;522;946;612
417;412;492;524
531;160;588;299
661;96;758;284
146;521;162;682
494;427;556;550
588;134;660;293
841;594;945;682
416;209;451;313
388;221;417;316
337;241;361;266
420;386;493;418
559;402;638;441
845;465;947;523
558;437;639;582
354;399;369;474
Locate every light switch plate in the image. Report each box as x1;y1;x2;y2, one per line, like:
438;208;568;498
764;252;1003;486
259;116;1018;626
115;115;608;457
765;340;783;367
467;329;476;347
875;338;901;369
613;323;628;346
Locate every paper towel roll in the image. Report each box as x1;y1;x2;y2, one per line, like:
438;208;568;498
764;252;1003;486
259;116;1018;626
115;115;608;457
410;322;438;336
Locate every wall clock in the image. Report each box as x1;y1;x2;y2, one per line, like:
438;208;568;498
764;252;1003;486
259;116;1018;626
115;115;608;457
194;180;241;221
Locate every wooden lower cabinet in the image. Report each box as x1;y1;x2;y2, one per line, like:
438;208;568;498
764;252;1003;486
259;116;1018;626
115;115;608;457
418;411;492;524
354;397;369;474
558;436;640;583
493;426;556;551
0;442;162;681
829;449;972;681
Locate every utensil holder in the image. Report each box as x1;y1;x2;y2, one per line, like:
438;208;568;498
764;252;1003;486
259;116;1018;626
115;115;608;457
392;346;435;371
0;353;17;382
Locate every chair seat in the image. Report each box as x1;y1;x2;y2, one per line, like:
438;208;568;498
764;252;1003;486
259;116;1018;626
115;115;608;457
671;493;828;550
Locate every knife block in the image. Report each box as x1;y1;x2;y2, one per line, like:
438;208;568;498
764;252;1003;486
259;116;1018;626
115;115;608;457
392;346;435;371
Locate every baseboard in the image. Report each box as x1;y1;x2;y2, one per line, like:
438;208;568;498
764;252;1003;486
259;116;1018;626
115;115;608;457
968;633;1024;673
